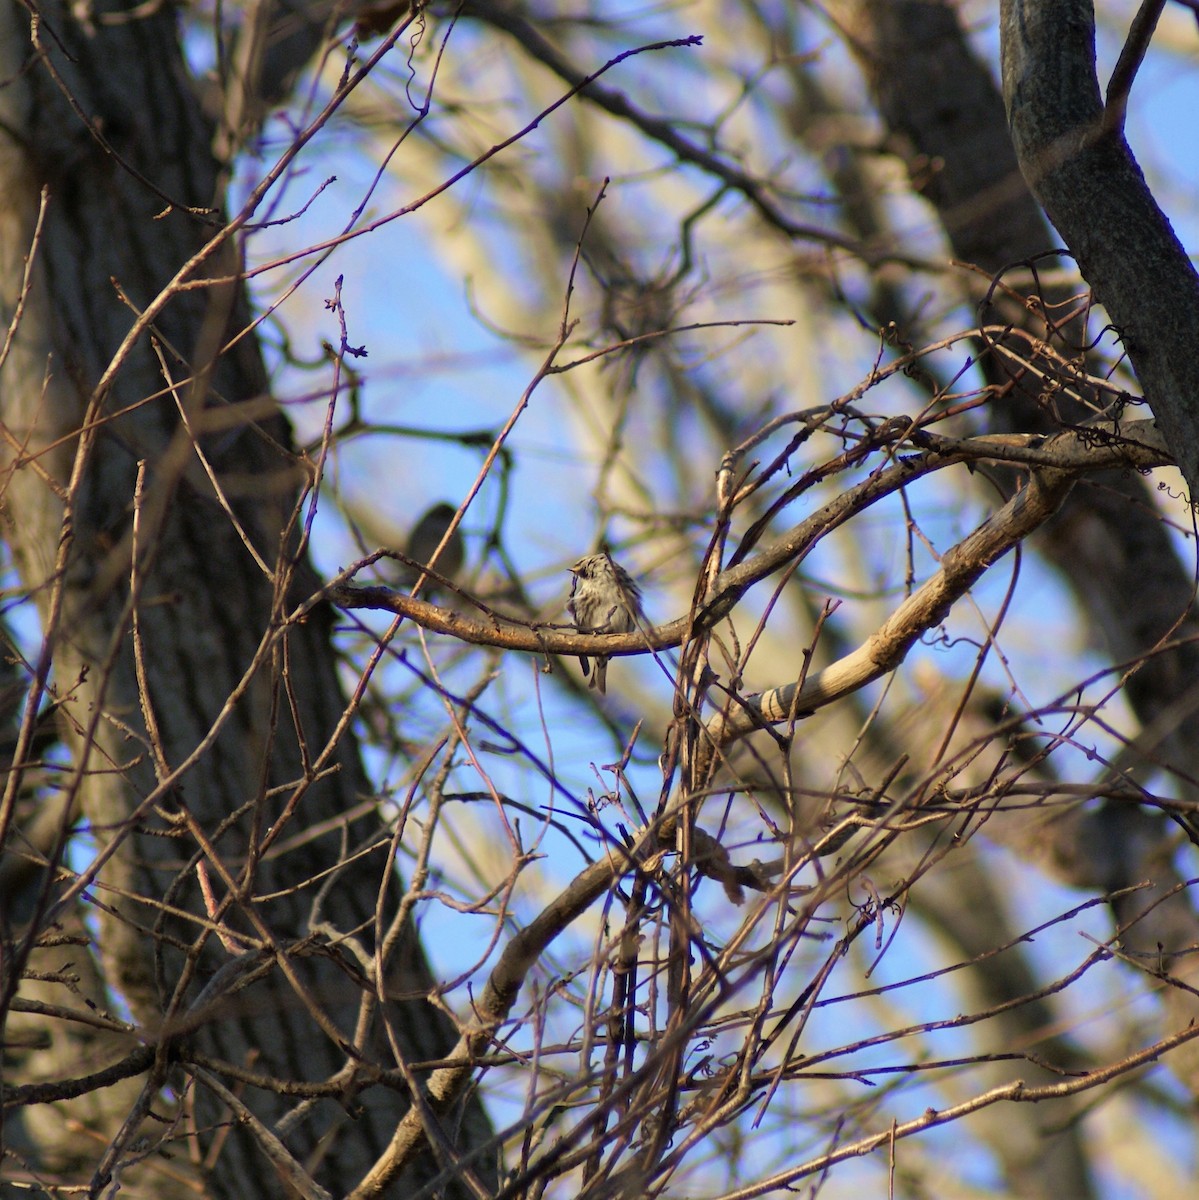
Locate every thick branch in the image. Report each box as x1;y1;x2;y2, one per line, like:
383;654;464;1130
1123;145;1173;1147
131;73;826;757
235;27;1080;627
347;852;635;1197
329;418;1167;661
699;466;1077;771
1000;0;1199;499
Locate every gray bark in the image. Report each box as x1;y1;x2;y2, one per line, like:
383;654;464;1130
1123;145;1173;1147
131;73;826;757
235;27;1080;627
1000;0;1199;496
0;3;492;1195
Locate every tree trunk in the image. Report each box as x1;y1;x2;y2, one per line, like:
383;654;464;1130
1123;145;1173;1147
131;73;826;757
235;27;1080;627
0;4;492;1195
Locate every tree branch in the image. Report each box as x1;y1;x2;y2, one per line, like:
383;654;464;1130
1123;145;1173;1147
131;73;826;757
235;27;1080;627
328;418;1168;663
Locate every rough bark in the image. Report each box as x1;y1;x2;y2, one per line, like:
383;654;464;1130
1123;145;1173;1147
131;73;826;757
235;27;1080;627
0;3;492;1195
1000;0;1199;496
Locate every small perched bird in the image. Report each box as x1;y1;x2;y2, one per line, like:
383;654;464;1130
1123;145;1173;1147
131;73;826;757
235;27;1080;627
567;552;644;694
402;502;465;587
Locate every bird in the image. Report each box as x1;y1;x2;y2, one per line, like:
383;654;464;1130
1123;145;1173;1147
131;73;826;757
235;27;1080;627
401;502;465;588
567;552;644;694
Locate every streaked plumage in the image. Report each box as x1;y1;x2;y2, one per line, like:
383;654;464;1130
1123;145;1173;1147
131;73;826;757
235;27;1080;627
567;553;643;694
